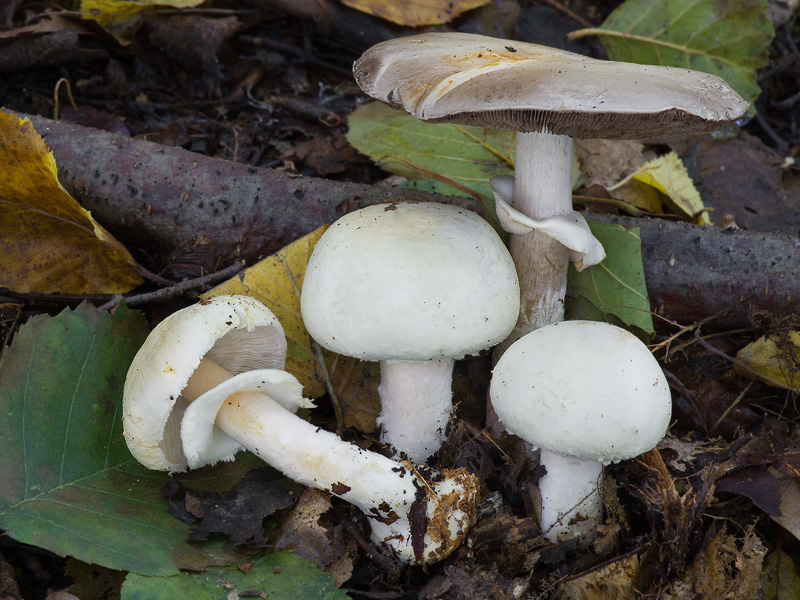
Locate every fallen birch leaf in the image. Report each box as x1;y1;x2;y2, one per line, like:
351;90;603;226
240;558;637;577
608;152;710;225
0;111;142;294
202;227;381;434
735;332;800;390
339;0;490;26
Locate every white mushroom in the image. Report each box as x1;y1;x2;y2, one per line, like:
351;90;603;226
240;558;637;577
489;320;672;542
300;202;519;462
123;295;479;564
353;32;748;337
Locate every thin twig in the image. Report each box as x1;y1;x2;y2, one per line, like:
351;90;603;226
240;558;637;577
0;262;247;311
693;326;786;389
539;0;594;28
710;380;755;433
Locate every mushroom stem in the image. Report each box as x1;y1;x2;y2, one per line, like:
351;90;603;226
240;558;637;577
377;358;455;463
184;358;479;564
508;130;573;338
538;449;603;543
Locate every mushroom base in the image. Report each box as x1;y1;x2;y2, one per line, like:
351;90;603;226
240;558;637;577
377;358;455;463
538;449;603;543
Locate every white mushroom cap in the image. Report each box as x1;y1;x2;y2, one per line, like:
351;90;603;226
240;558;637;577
354;32;749;139
490;320;671;463
300;202;520;362
123;295;292;472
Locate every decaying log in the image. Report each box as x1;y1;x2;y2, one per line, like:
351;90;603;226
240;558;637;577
7;109;800;330
597;215;800;331
8;109;468;278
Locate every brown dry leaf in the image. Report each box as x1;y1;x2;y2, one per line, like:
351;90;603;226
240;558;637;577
760;549;800;599
0;112;143;294
666;525;765;600
559;550;646;600
339;0;490;26
575;139;648;189
269;488;355;586
202;227;380;433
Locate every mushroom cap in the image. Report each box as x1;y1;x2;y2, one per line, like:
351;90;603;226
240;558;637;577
354;32;749;139
490;320;671;463
123;295;292;472
300;202;520;362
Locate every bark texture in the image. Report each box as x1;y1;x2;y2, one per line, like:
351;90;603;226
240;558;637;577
10;109;468;278
9;109;800;330
597;214;800;331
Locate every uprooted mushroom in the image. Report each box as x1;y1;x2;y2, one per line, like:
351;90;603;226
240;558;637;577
123;294;479;565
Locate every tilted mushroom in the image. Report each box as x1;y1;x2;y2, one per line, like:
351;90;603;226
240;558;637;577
489;320;671;542
123;295;479;564
300;202;519;462
353;32;748;337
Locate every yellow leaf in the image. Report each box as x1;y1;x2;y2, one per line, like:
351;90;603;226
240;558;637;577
609;151;710;225
81;0;204;25
202;227;380;433
735;331;800;391
0;112;143;294
339;0;490;27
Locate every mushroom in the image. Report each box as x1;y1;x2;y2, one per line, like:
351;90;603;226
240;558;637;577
489;320;671;542
300;201;519;462
353;32;748;336
123;294;479;564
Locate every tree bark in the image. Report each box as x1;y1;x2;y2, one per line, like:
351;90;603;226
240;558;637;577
9;109;473;278
8;109;800;331
596;214;800;331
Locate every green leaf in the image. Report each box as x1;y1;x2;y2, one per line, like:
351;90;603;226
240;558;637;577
346;101;514;201
121;550;349;599
0;303;254;575
761;550;800;600
566;220;654;337
572;0;774;105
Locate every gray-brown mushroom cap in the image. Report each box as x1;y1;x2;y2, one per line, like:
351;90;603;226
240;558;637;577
353;32;749;138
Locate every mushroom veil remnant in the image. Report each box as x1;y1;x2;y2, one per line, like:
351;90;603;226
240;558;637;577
123;295;479;564
490;320;672;542
353;32;749;338
301;202;520;462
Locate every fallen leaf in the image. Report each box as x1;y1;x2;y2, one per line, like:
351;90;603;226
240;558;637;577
346;101;513;203
559;550;645;600
566;220;654;337
0;303;253;574
202;228;381;433
736;332;800;390
608;152;710;225
0;111;142;293
269;488;355;587
761;549;800;600
81;0;204;25
667;524;765;600
339;0;490;26
575;139;648;189
120;550;349;599
165;466;296;547
568;0;774;106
